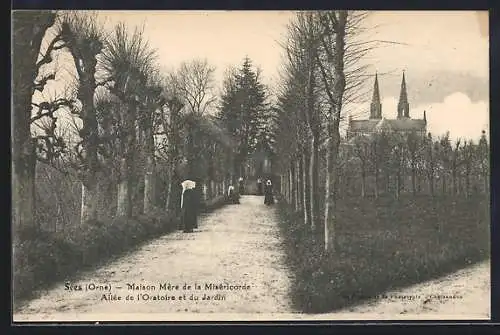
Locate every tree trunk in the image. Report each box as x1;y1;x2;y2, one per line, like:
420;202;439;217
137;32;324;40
411;165;417;196
143;156;155;214
374;166;379;199
396;170;401;200
117;158;130;217
80;89;101;223
484;174;489;195
452;167;457;195
12;11;56;236
187;126;195;178
12;138;37;235
429;173;434;197
302;149;311;227
385;171;390;195
80;176;99;224
166;169;173;211
442;173;446;195
323;10;347;253
290;161;296;209
361;169;366;198
324;137;336;253
310;132;320;231
458;172;462;196
296;158;303;212
465;171;471;199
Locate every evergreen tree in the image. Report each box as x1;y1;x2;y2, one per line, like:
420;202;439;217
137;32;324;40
218;56;270;176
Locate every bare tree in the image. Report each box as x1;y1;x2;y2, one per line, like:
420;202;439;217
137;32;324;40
173;59;216;181
351;134;371;197
60;11;106;224
461;139;476;199
282;13;320;228
100;22;157;217
437;132;452;195
176;59;217;116
139;71;165;214
477;130;489;194
158;71;186;213
423;133;437;196
12;10;62;234
406;131;421;196
451;138;462;196
314;10;349;252
390;133;406;200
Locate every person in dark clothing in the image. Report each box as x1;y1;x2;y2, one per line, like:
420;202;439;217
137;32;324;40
227;185;240;204
181;180;198;233
264;179;274;205
238;177;245;195
257;178;263;195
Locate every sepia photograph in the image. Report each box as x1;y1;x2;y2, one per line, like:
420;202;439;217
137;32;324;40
11;10;490;322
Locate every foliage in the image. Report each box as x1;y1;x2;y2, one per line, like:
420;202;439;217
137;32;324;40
13;193;229;310
277;194;490;313
217;57;274;175
13;11;238;303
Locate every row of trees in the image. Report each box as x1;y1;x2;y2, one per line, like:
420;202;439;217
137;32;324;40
274;10;490;253
12;10;236;236
343;130;489;199
274;11;367;252
281;129;489;206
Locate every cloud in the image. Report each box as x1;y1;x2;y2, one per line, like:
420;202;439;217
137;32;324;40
411;92;489;142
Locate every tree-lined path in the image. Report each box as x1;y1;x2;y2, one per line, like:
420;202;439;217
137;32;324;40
14;196;294;320
14;194;490;321
12;11;489;322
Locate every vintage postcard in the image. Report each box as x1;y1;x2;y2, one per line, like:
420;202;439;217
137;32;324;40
11;10;490;322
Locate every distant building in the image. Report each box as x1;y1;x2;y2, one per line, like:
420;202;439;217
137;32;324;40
347;72;427;139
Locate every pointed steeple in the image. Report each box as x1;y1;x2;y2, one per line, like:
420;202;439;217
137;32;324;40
370;72;382;119
423;110;427;122
397;70;410;119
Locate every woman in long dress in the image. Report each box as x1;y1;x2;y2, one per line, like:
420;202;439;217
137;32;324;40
181;180;198;233
238;177;245;195
227;185;240;204
264;179;274;205
257;178;263;195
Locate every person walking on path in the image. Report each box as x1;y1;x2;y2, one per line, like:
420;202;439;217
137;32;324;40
181;180;198;233
257;178;263;195
238;177;245;195
264;179;274;205
226;185;240;204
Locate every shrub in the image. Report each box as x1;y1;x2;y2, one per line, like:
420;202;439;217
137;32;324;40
278;194;490;313
13;196;227;310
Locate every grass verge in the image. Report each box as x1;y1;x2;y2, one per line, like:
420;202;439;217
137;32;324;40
277;194;490;314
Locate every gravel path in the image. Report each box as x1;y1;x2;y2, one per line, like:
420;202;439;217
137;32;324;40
292;260;490;321
14;196;295;322
13;196;490;321
334;259;491;320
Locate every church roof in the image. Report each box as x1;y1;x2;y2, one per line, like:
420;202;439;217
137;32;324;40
349;118;426;133
389;118;426;131
374;118;393;132
349;119;379;132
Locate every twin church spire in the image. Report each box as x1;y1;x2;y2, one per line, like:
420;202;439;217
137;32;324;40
369;71;410;120
370;72;382;119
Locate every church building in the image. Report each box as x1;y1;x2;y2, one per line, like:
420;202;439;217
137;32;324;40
347;72;427;139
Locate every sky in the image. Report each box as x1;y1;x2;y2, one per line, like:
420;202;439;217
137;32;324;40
32;10;489;142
